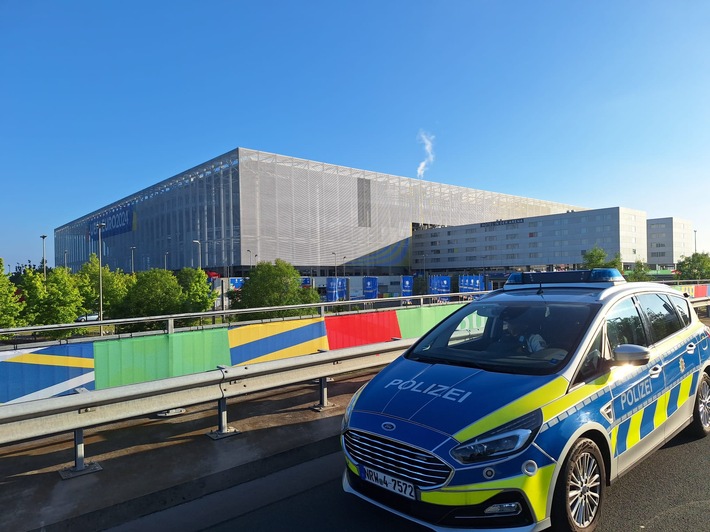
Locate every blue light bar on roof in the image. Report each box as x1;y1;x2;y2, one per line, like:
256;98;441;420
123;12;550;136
505;268;625;287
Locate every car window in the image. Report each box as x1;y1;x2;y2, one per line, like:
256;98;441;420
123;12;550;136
408;300;598;375
574;327;606;384
669;293;691;327
636;293;683;344
606;297;647;349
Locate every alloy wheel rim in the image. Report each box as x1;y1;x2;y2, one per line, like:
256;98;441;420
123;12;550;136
568;451;601;527
699;379;710;429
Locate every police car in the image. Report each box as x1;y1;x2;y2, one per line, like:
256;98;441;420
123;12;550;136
341;269;710;531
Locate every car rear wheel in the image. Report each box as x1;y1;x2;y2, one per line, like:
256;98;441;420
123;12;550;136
551;438;605;532
689;372;710;438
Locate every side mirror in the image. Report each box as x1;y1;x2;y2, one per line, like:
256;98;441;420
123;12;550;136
611;344;651;366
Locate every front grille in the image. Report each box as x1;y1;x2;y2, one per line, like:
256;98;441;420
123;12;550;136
343;429;452;488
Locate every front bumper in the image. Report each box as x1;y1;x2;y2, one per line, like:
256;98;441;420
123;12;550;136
343;468;549;532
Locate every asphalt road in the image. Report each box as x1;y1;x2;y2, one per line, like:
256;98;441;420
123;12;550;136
120;423;710;532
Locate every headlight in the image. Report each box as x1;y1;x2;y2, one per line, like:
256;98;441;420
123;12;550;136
451;409;542;464
341;384;366;432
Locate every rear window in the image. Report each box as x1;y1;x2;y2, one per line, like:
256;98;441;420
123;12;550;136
636;293;684;344
669;294;692;327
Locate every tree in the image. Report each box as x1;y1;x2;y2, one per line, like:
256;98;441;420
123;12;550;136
625;260;651;282
675;252;710;280
15;267;83;337
582;245;622;271
41;268;84;336
414;275;428;296
232;259;320;320
0;258;24;332
115;269;185;330
75;254;134;318
175;268;217;313
17;269;47;326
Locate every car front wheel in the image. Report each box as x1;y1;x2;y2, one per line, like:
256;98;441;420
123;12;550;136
551;438;606;531
689;372;710;438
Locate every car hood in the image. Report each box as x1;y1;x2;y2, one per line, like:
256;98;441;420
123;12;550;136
353;356;562;437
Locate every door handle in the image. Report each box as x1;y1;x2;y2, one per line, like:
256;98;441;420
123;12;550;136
649;365;663;378
686;343;696;355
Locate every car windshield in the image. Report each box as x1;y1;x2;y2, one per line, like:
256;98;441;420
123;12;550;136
406;300;600;375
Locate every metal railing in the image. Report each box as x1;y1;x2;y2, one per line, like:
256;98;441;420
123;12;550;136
0;292;477;349
0;337;414;477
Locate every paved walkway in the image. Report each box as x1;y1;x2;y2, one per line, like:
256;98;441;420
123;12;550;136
0;373;370;532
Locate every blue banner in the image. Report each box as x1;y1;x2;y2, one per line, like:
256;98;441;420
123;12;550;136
428;275;451;301
459;274;484;292
229;277;245;290
89;206;135;239
363;276;378;299
326;277;349;302
338;278;348;300
401;275;413;297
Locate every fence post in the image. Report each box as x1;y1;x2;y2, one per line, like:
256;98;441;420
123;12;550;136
311;376;335;412
208;366;240;440
207;397;240;440
59;388;103;479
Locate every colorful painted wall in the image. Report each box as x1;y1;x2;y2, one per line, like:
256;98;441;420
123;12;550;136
3;283;707;405
0;303;464;404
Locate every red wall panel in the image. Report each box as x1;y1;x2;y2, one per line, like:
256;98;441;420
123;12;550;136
325;311;402;349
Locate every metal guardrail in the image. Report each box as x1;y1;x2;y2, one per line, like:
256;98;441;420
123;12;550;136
0;337;415;477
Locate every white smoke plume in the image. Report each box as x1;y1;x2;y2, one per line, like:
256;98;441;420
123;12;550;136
417;130;435;179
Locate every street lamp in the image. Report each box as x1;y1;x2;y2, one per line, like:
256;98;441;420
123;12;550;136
192;240;201;270
695;230;698;254
96;223;106;323
130;246;136;274
164;251;169;270
64;250;68;269
247;249;252;270
40;235;47;280
332;251;337;278
342;256;347;277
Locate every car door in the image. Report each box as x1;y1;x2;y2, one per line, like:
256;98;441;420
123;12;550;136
636;292;699;437
606;296;667;475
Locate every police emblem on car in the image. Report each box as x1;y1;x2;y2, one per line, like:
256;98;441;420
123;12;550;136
341;269;710;531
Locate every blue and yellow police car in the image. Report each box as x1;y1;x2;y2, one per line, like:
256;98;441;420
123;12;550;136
341;269;710;531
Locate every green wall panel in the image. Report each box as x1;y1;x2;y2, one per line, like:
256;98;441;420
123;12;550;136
395;304;464;339
94;329;230;389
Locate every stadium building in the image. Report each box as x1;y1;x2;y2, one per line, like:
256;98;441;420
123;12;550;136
54;147;584;276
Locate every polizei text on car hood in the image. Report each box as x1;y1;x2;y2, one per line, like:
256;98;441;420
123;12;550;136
354;357;562;436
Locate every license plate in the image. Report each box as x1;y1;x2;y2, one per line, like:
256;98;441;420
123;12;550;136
360;466;416;500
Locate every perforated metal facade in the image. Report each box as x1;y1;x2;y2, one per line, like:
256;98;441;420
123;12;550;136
55;147;582;275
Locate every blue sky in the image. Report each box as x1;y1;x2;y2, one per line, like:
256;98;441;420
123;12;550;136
2;1;709;271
